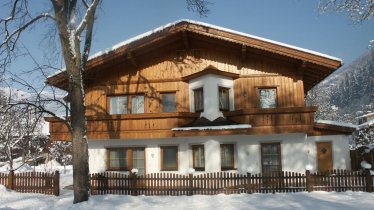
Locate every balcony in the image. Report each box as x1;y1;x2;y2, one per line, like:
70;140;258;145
46;107;317;141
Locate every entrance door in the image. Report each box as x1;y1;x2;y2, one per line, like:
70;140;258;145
316;142;333;172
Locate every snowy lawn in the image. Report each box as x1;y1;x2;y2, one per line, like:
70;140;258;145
1;188;374;210
1;161;374;210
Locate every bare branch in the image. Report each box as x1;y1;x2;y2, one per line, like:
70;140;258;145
75;0;100;36
81;0;89;9
80;0;100;69
186;0;211;17
1;13;55;49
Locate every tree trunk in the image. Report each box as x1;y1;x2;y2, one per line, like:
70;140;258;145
51;0;92;202
70;66;90;203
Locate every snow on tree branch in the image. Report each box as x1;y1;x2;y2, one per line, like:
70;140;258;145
319;0;374;23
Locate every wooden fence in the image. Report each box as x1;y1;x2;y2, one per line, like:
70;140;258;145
0;170;60;196
90;169;374;196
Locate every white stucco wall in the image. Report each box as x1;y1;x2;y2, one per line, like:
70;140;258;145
88;133;351;175
189;74;234;121
306;135;351;171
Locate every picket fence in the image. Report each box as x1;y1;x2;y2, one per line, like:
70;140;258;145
0;170;60;195
90;169;373;196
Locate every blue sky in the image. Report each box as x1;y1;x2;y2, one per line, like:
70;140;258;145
2;0;374;77
90;0;373;66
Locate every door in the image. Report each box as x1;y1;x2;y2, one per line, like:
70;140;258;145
316;142;333;172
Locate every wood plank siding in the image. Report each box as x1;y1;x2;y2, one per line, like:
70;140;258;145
45;21;343;141
47;49;315;141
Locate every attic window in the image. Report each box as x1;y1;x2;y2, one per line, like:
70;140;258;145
131;95;144;114
109;96;128;114
259;88;277;109
109;95;144;114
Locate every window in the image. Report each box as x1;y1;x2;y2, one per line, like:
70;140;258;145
161;146;178;171
218;87;230;111
162;93;176;112
131;95;144;113
192;145;205;171
194;88;204;112
259;88;277;108
132;148;145;175
220;144;235;170
109;95;144;114
107;147;145;175
109;96;128;114
261;143;282;173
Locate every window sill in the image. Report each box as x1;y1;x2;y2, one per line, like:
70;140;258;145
221;167;236;171
160;169;178;171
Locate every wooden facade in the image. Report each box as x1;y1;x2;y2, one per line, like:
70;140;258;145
45;20;345;141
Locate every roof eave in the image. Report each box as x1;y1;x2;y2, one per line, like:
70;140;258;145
46;20;342;89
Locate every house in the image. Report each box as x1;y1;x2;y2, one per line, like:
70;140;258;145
45;20;355;175
357;113;374;129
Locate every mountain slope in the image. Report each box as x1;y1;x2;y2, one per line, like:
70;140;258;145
307;50;374;123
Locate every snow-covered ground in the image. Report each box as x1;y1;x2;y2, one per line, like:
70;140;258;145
1;161;374;210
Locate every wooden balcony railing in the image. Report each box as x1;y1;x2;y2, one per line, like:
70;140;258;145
46;107;317;140
45;112;199;141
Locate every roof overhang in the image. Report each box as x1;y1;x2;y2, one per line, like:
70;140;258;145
47;19;342;91
310;121;356;136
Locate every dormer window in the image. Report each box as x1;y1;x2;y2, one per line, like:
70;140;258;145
259;88;277;108
194;88;204;112
218;87;229;111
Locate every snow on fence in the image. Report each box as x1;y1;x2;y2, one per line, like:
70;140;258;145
90;169;373;196
0;170;59;196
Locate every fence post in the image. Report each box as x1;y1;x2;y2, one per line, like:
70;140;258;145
131;173;138;196
188;174;193;196
365;169;373;193
8;170;14;190
246;173;252;194
306;170;312;192
53;170;60;196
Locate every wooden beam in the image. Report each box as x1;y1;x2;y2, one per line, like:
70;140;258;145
297;60;307;78
241;45;247;61
127;51;138;68
239;44;247;69
182;31;189;49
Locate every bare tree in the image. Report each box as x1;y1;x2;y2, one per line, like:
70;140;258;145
0;101;44;171
319;0;374;23
1;0;210;203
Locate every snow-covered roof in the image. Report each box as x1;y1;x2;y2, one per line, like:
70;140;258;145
172;124;251;131
315;120;357;129
356;112;374;119
358;119;374;129
88;19;342;63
